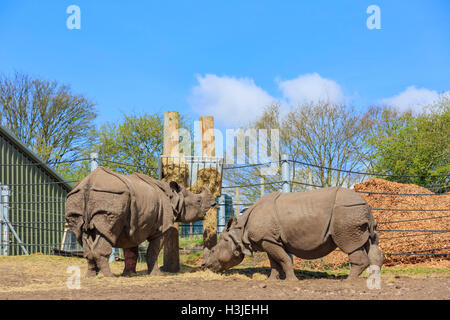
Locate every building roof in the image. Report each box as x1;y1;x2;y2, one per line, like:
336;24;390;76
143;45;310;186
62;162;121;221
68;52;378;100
0;125;73;192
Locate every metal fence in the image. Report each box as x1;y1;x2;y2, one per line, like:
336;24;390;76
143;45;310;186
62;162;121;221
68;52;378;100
218;156;450;259
0;129;73;256
1;152;449;261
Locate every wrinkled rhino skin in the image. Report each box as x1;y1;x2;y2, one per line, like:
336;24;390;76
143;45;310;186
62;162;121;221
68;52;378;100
65;167;216;277
203;187;384;280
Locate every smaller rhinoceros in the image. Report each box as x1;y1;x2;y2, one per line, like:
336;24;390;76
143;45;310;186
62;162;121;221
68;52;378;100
65;167;216;277
202;187;383;280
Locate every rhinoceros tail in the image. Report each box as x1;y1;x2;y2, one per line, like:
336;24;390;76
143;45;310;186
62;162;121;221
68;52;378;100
367;208;380;245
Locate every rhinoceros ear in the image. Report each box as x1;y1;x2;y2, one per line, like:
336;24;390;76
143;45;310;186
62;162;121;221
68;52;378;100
229;230;253;257
202;186;211;194
169;181;182;193
225;217;237;231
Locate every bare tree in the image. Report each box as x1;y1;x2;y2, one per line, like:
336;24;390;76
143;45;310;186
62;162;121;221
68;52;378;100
222;104;283;204
283;102;377;188
0;72;97;169
223;102;378;205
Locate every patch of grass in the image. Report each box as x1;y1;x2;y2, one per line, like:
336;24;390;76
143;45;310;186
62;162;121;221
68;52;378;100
179;235;203;248
379;266;450;277
182;251;202;266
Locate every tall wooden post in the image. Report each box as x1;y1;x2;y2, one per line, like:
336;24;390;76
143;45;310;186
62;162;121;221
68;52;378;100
200;116;218;257
161;111;181;273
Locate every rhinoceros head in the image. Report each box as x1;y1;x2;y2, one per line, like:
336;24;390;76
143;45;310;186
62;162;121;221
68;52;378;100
201;217;249;272
169;181;217;223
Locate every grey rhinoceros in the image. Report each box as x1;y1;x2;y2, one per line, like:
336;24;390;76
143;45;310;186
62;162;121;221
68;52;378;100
202;187;383;280
65;167;216;277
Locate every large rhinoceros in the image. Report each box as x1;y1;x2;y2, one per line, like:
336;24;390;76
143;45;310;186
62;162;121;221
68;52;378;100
65;167;216;277
202;187;384;280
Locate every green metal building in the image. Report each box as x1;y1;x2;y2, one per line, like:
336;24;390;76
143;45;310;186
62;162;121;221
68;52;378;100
0;125;73;255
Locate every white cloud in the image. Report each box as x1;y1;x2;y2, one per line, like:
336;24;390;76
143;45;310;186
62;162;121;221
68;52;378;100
188;74;275;127
381;86;448;112
277;73;344;105
188;73;449;127
188;73;351;126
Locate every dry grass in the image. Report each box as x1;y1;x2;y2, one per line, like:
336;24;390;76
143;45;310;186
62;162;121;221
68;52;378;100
0;254;252;294
190;168;222;197
1;253;448;296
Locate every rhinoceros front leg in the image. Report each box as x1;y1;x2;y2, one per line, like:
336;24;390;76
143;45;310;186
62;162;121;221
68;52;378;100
267;256;284;280
122;247;139;276
96;255;114;277
86;258;99;278
347;246;370;280
84;247;114;278
82;231;114;278
146;235;164;276
261;240;297;281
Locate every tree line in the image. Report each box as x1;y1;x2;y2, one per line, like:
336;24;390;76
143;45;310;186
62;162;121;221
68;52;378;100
0;72;448;197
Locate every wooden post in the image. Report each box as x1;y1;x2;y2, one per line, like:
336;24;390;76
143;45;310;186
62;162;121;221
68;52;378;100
164;111;180;158
200;116;215;157
200;116;217;257
161;111;181;273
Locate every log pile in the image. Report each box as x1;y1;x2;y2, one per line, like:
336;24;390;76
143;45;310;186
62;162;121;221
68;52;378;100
293;178;449;269
354;178;450;266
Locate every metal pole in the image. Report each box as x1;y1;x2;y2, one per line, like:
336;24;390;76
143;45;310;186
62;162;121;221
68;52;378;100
281;154;291;193
260;176;265;197
308;169;313;190
157;155;162;180
280;155;293;262
90;153;99;172
218;195;226;233
1;185;9;255
0;185;4;255
1;185;28;255
235;187;240;216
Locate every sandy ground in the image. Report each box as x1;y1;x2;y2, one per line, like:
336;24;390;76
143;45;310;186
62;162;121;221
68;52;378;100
1;276;449;300
0;255;449;300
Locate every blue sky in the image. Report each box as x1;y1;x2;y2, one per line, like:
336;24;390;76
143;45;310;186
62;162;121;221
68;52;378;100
0;0;449;129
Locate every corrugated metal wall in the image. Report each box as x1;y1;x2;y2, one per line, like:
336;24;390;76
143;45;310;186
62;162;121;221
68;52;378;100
0;133;70;255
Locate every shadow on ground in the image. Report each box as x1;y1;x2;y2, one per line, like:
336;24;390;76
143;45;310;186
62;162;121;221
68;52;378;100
225;267;347;280
176;264;347;280
117;262;347;280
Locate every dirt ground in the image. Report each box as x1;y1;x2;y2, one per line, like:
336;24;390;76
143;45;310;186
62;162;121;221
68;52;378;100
0;255;449;300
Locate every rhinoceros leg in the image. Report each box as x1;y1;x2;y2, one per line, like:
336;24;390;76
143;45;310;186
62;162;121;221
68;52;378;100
86;258;99;278
82;231;113;277
367;236;384;269
122;247;139;276
96;255;114;277
347;245;370;280
146;235;164;276
261;241;297;281
267;256;284;280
